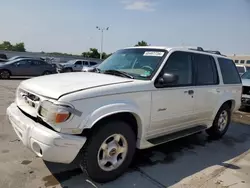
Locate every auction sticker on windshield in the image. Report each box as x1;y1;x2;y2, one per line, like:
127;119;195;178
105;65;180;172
143;51;164;57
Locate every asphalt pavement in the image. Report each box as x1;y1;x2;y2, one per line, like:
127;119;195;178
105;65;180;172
0;79;250;188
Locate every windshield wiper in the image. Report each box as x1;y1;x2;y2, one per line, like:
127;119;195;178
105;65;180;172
103;70;134;79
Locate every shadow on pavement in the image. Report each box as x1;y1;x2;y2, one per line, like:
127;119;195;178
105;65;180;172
44;122;250;188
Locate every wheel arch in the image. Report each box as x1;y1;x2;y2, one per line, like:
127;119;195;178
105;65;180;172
81;111;143;146
0;69;12;76
212;99;235;120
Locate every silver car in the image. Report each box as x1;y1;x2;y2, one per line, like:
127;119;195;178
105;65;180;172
57;59;99;73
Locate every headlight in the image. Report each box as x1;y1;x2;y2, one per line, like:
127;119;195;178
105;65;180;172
38;100;72;124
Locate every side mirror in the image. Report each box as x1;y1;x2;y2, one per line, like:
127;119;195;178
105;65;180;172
16;63;20;66
158;73;178;86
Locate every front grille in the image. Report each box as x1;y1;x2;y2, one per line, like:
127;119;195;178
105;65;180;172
242;86;250;95
18;89;40;109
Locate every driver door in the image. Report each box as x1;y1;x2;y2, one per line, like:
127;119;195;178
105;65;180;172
73;61;83;72
149;51;196;137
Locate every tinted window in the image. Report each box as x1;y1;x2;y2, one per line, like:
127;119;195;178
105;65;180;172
75;61;82;66
82;61;89;66
193;54;218;85
235;60;239;63
161;51;193;86
218;58;241;84
90;61;97;66
241;71;250;79
246;60;250;64
15;60;30;66
240;60;245;64
32;60;47;65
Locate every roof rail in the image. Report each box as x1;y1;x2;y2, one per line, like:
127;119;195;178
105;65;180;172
204;50;221;55
188;47;204;51
188;47;225;56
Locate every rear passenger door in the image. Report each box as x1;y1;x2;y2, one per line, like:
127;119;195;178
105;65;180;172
192;53;220;124
82;61;89;68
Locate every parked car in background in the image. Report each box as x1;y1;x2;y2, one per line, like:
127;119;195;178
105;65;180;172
6;46;242;182
236;64;250;76
8;56;30;61
0;58;57;79
57;59;99;73
0;53;7;59
240;71;250;108
81;63;100;72
0;53;8;63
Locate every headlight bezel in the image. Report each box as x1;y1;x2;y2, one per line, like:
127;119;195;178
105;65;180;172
37;100;74;125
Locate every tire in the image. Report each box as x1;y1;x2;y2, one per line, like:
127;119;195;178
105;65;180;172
42;71;52;75
80;121;136;183
206;103;231;139
0;70;10;79
64;68;72;72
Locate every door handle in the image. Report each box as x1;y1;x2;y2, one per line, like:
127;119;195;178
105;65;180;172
184;90;194;95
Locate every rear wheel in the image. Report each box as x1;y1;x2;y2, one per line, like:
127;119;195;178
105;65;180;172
0;70;10;79
80;121;136;183
42;71;52;75
206;103;231;139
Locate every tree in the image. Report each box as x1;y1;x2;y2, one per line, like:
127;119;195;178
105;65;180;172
82;48;111;59
135;40;149;46
0;41;26;52
12;42;26;52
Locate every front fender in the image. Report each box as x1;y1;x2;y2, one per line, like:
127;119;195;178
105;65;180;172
82;102;143;129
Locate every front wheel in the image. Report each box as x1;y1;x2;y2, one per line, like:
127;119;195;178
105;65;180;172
206;103;231;139
80;121;136;183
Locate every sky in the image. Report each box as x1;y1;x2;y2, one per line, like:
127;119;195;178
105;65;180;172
0;0;250;55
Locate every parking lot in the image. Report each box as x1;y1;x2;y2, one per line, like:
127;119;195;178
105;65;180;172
1;79;250;188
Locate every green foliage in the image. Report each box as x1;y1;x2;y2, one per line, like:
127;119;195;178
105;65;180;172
82;48;112;59
135;40;149;46
0;41;26;52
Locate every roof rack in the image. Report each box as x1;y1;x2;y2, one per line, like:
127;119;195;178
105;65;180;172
188;47;225;56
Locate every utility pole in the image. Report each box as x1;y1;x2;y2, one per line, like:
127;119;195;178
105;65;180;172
96;26;109;59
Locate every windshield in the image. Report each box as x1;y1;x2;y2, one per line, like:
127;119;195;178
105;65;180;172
65;60;75;64
241;71;250;79
237;66;245;73
97;48;167;80
8;56;18;61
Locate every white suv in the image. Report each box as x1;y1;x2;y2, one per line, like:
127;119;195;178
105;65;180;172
7;46;242;183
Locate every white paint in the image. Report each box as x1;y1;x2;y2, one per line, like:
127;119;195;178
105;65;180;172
7;46;242;165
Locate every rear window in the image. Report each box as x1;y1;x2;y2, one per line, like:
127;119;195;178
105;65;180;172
218;58;241;84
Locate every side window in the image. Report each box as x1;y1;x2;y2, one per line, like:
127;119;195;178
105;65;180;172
90;61;97;66
82;61;89;66
193;54;218;85
218;58;241;84
161;51;193;86
235;60;239;63
74;61;82;66
246;60;250;64
15;60;29;66
240;60;245;64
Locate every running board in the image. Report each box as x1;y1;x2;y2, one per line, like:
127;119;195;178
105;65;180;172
147;125;207;145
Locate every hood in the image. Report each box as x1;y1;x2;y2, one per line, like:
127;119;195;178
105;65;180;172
20;72;133;99
242;79;250;87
